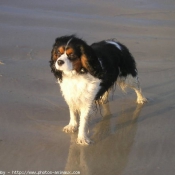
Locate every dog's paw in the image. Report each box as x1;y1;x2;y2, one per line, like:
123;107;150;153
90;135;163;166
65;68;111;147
137;97;148;104
63;125;78;133
76;137;93;145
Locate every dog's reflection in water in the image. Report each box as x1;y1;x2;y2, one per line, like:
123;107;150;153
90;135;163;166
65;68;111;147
64;102;144;175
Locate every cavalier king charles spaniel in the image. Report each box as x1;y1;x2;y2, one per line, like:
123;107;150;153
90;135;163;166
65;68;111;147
50;35;147;145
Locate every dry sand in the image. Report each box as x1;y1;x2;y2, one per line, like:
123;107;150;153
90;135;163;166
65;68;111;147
0;0;175;174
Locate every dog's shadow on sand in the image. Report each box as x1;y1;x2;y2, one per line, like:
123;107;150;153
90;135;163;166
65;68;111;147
63;102;144;175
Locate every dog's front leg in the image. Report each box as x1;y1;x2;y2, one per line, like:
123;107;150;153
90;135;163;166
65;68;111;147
63;107;78;133
77;107;92;145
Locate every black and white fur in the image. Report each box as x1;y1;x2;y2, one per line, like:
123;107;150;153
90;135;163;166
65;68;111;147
50;35;147;145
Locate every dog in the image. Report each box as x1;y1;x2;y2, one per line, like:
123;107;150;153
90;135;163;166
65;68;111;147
50;35;147;145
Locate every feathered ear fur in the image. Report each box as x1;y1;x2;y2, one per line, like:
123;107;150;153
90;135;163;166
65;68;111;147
50;48;63;82
80;45;103;79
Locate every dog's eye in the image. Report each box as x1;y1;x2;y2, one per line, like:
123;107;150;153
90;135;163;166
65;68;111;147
68;53;76;60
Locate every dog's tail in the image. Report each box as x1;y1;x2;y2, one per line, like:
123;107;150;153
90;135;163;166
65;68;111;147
117;42;137;78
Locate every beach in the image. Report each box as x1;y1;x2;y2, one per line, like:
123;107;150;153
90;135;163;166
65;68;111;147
0;0;175;174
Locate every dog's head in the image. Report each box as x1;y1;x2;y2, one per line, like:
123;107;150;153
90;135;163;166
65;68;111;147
50;35;102;81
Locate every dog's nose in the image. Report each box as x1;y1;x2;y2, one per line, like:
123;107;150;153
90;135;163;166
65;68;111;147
57;60;64;66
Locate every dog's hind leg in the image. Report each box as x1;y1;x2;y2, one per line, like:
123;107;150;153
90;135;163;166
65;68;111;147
99;91;109;104
117;74;147;104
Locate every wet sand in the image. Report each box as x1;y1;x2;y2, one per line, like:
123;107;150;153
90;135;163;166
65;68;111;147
0;0;175;174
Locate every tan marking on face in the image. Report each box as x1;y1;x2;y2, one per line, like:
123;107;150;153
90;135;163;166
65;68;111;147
66;48;74;55
58;46;65;54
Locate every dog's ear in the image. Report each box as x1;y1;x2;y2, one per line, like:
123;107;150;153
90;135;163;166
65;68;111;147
80;46;93;73
50;48;63;82
80;45;102;78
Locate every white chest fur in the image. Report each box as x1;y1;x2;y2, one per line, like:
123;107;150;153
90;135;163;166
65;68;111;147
58;73;101;110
